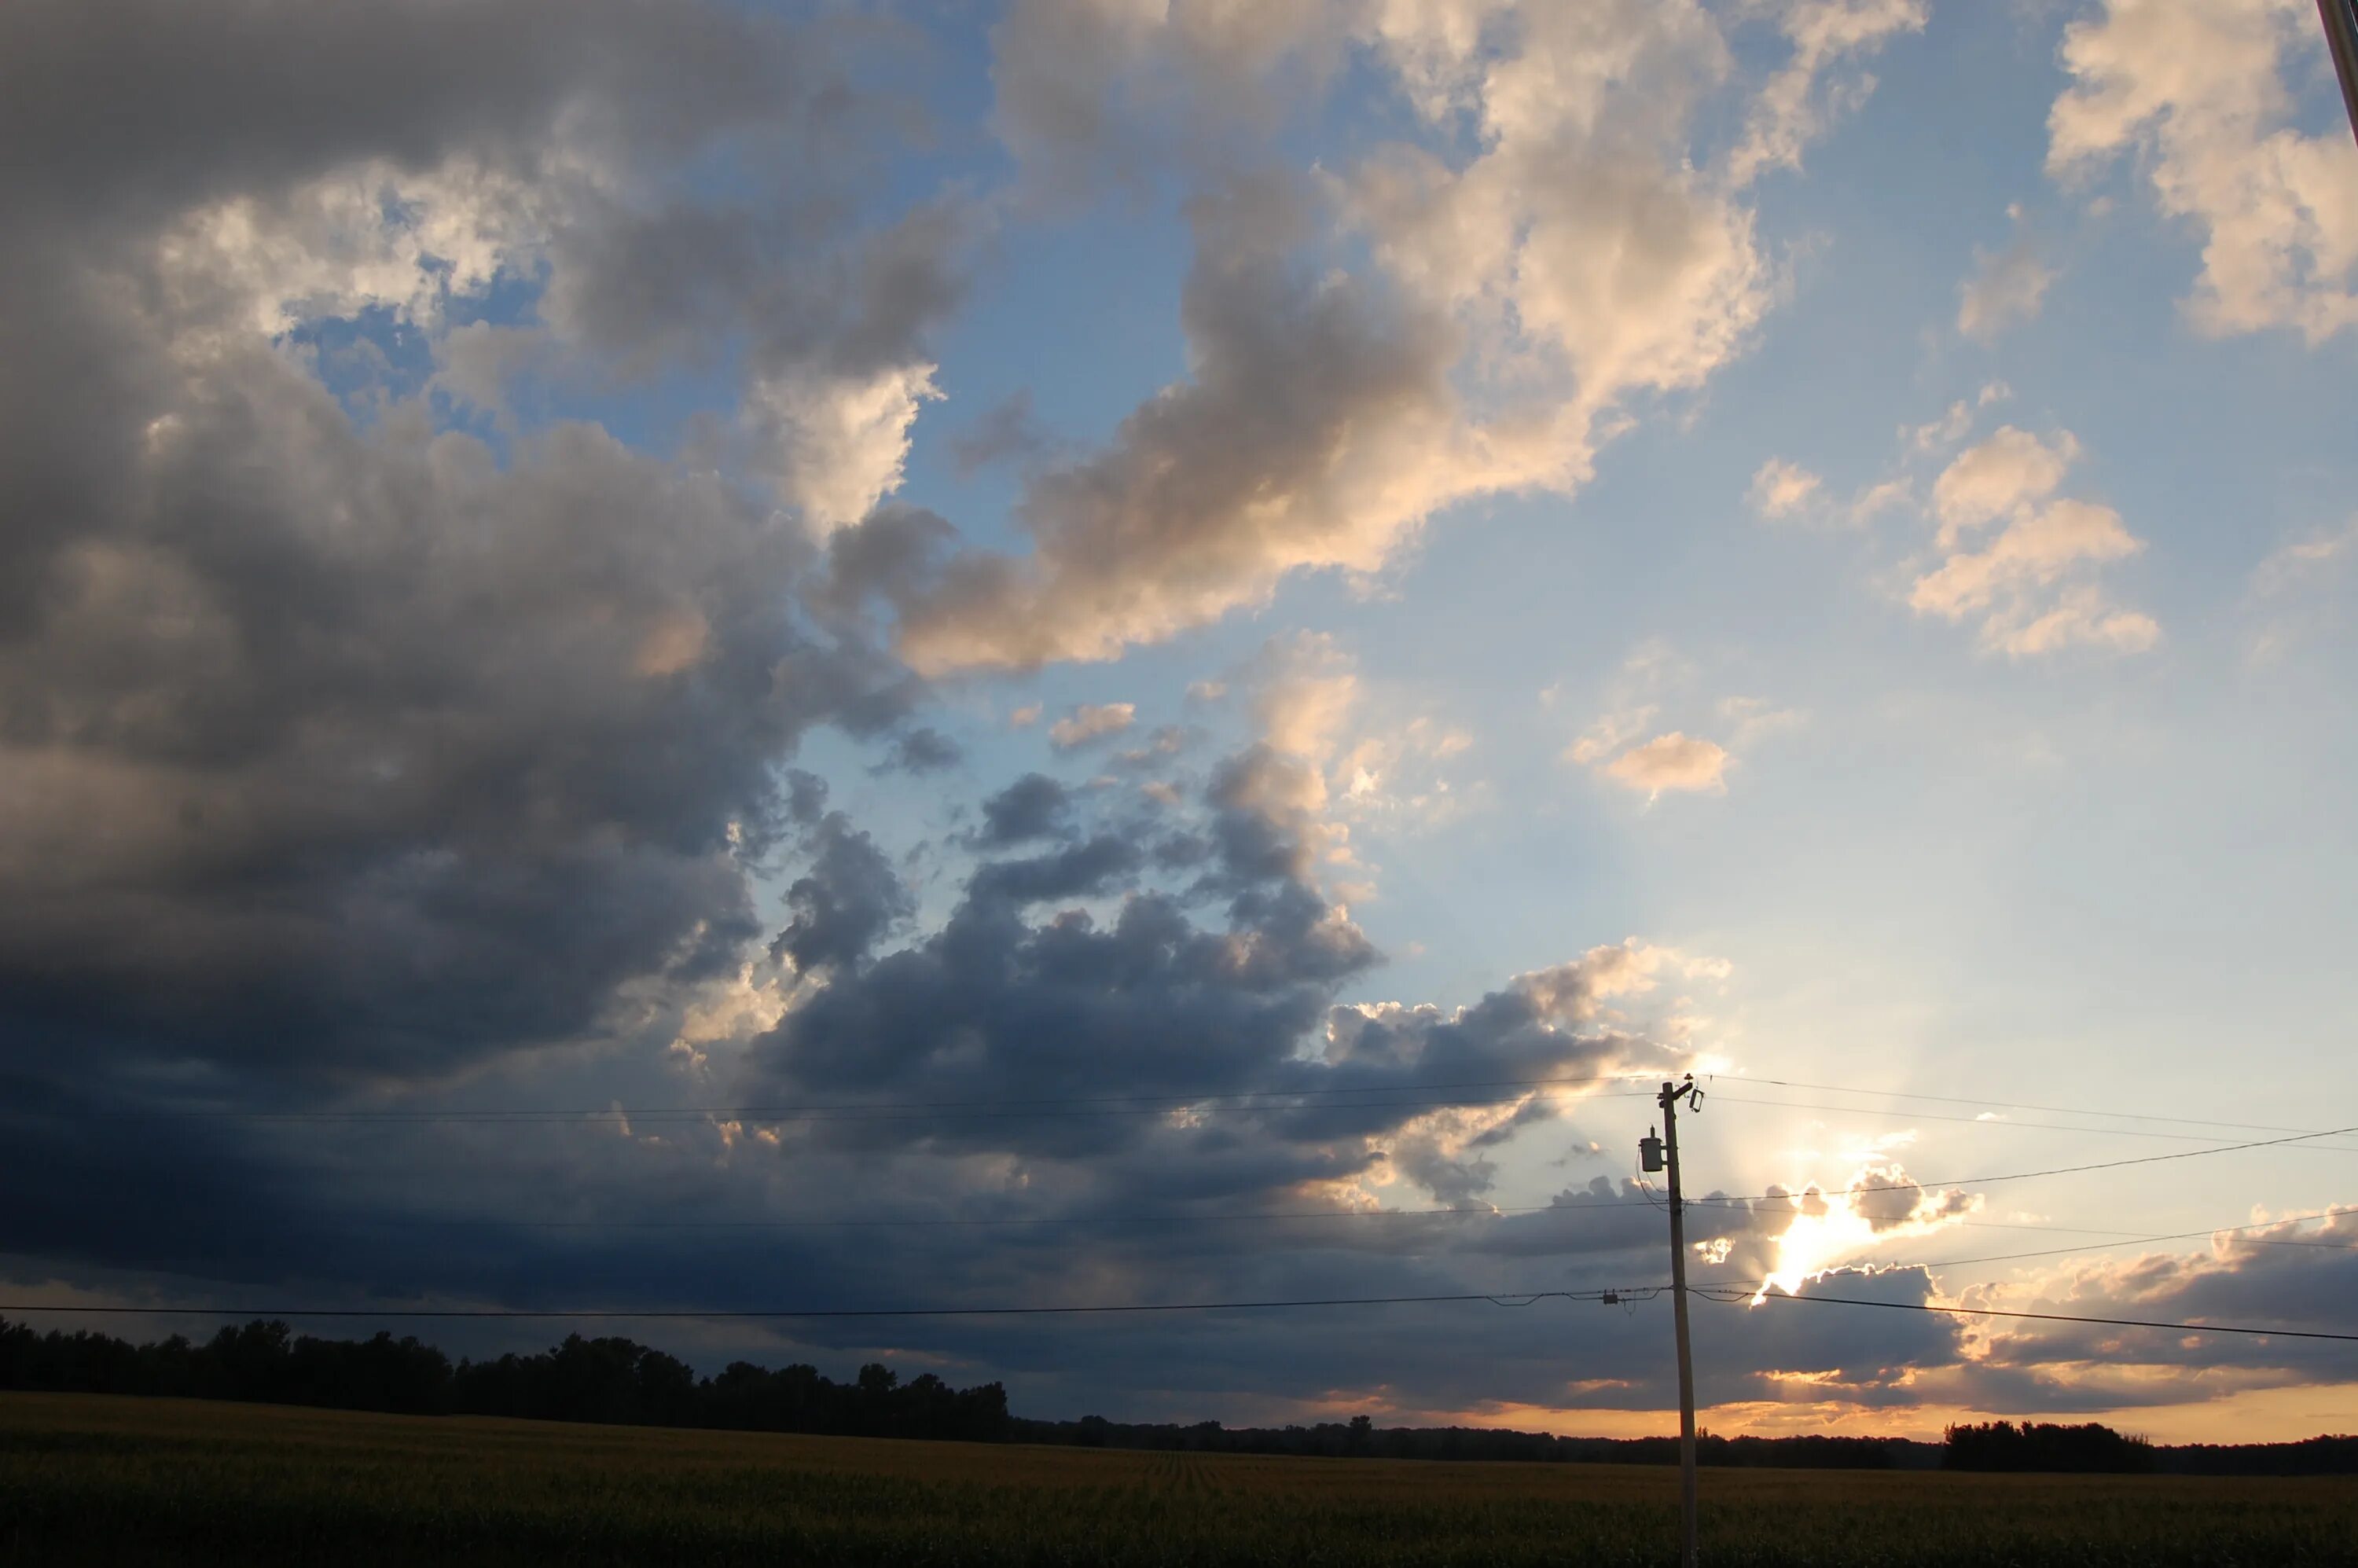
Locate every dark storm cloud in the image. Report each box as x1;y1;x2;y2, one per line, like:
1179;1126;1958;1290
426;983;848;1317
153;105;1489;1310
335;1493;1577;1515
875;726;965;775
544;196;974;386
968;835;1144;905
739;751;1684;1225
772;813;915;978
1939;1209;2358;1397
6;2;2330;1441
0;0;810;221
976;773;1074;845
0;0;953;1092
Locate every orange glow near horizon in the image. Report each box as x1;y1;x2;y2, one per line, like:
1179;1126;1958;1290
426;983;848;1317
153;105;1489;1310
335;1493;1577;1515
1390;1381;2358;1447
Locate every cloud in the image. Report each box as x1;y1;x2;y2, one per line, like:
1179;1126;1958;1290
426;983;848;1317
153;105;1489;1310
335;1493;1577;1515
737;744;1694;1209
11;0;2331;1444
1736;1160;1982;1301
1957;235;2055;342
1904;383;2012;457
1720;696;1809;748
0;0;961;1090
1562;645;1781;799
1049;702;1137;749
2252;516;2358;595
1850;478;1915;522
1938;1207;2358;1404
876;727;964;776
950;389;1052;476
1728;0;1931;185
2049;0;2358;343
2246;517;2358;660
977;773;1075;846
986;0;1341;199
1601;733;1732;796
1251;633;1360;764
876;1;1920;673
1754;398;2159;659
1236;634;1482;851
1912;428;2158;656
771;812;914;979
748;362;943;533
1930;426;2081;545
1748;457;1825;520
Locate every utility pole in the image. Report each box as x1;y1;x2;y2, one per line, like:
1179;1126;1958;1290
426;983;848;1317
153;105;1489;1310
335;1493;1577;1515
1641;1076;1704;1568
2323;0;2358;148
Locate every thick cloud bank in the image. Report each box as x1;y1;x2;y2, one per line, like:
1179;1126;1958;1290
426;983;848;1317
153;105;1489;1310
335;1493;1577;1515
2;0;2349;1441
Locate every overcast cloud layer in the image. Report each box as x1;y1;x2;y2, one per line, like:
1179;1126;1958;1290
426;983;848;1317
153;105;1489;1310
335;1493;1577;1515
3;0;2356;1441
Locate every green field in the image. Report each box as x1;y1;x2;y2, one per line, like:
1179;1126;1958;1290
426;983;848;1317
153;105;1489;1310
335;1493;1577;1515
3;1393;2352;1566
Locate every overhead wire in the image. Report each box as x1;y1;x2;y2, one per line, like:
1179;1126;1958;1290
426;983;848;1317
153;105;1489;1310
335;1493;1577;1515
1691;1211;2358;1295
106;1071;2351;1146
1700;1091;2358;1151
20;1074;2352;1350
7;1287;2349;1347
1675;1120;2358;1210
80;1199;2352;1256
1704;1289;2358;1345
0;1290;1623;1322
131;1074;1672;1125
1704;1074;2338;1139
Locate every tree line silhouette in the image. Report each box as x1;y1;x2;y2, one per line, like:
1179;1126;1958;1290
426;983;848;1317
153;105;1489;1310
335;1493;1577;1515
1016;1414;1938;1468
0;1318;1008;1442
1938;1421;2358;1477
1941;1420;2157;1473
5;1317;2351;1473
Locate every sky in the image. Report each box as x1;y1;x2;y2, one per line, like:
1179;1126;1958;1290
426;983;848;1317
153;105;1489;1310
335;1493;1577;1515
2;0;2356;1445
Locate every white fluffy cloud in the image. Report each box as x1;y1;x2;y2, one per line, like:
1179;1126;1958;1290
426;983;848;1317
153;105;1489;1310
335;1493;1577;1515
1729;0;1930;185
1752;399;2160;659
1930;426;2082;545
1912;427;2158;656
891;0;1923;673
1748;456;1826;519
1602;732;1731;796
1048;701;1138;749
750;364;942;533
2051;0;2358;342
1561;646;1788;801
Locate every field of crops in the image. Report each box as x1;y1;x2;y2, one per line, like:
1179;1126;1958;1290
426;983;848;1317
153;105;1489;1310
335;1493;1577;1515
3;1392;2354;1566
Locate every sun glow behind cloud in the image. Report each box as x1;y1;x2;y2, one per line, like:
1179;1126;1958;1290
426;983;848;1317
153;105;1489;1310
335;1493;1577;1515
1750;1159;1981;1302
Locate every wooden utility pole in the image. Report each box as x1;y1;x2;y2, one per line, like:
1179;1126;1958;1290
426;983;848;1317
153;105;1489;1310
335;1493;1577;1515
1644;1075;1704;1568
2323;0;2358;148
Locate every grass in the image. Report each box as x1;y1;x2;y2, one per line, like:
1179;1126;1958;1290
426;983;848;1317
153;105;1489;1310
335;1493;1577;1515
4;1393;2355;1566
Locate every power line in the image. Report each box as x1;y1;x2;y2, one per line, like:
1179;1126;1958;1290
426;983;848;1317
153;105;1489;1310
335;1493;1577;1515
0;1290;1612;1322
72;1200;2353;1261
343;1203;1616;1232
105;1071;2345;1144
1695;1212;2358;1293
9;1282;2349;1346
121;1076;1666;1126
1712;1075;2336;1140
1680;1120;2358;1210
1704;1091;2358;1151
1710;1289;2358;1345
1942;1214;2354;1250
